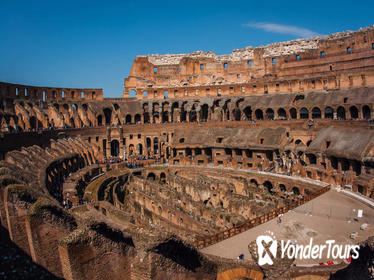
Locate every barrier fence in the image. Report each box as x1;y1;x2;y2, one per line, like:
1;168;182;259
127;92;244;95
194;185;330;249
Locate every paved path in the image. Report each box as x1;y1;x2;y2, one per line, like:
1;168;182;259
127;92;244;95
201;189;374;265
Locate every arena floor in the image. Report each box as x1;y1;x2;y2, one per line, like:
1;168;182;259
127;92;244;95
201;189;374;265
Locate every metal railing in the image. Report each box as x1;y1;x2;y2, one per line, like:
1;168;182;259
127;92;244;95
194;185;330;249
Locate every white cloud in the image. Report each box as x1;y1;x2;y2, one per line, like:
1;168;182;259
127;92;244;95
242;22;322;38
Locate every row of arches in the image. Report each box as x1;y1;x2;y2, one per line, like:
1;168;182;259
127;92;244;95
252;105;371;120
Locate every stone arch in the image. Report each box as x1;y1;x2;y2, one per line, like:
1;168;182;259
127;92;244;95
324;107;334;119
311;107;321;119
162;111;169;123
263;181;273;193
250;179;258;187
137;143;143;155
160;172;166;183
125;114;132;124
277;108;287;119
189;104;198;122
97;115;103;126
153;137;159;154
362;105;371;120
110;140;119;157
255;109;263;120
29;116;37;130
200;104;209;122
243;106;252;120
279;184;286;192
147;172;156;181
265;108;274;120
349;106;359;119
128;144;135;156
232;108;241;121
134;114;141;124
103;108;112;125
300;107;309;119
289;108;297;119
337;106;346;120
292;186;300;195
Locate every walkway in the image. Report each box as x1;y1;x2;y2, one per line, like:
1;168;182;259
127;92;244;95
200;189;374;265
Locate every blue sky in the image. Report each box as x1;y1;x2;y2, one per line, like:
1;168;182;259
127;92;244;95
0;0;373;98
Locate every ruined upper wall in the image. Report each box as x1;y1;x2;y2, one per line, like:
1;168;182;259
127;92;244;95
146;27;373;65
124;26;374;99
0;82;103;101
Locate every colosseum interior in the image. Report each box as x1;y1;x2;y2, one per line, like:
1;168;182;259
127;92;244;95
1;26;374;280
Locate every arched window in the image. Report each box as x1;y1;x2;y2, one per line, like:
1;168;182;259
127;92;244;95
311;107;321;119
125;114;132;124
324;107;334;119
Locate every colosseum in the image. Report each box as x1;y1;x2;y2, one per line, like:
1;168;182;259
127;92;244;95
1;26;374;280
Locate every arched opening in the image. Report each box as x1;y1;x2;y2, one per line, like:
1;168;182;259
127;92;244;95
232;108;241;121
324;107;334;119
306;154;317;164
300;107;309;119
29;116;37;130
225;148;232;156
129;89;136;98
363;105;371;120
263;181;273;194
266;108;274;120
189;109;197;122
110;140;119;157
103;108;112;125
137;143;143;155
128;144;135;156
146;137;151;153
250;179;258;187
125;114;132;124
162;111;169;123
292;186;300;195
134;114;141;123
290;108;297;119
255;109;263;120
200;104;209;122
154;138;159;154
337;106;346;120
311;107;321;119
295;139;304;146
147;173;156;181
160;172;166;183
243;106;252;120
97;115;103;126
279;184;286;192
143;112;150;123
277;108;287;119
341;158;349;171
349;106;359;119
113;103;119;111
186;148;192;157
